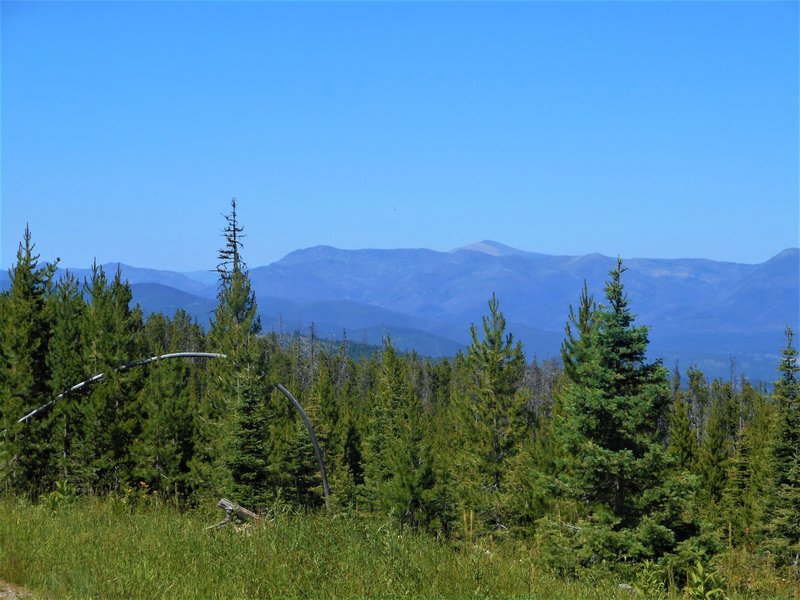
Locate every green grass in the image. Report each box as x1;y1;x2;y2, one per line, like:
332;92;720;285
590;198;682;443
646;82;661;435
0;496;796;599
0;496;642;600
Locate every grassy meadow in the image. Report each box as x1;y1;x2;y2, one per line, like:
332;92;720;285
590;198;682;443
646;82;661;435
0;496;797;600
0;496;642;600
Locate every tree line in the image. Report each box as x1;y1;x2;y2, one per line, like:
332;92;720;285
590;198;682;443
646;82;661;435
1;203;798;581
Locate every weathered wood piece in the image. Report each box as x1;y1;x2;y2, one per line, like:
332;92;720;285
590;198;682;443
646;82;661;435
217;498;259;523
205;498;261;530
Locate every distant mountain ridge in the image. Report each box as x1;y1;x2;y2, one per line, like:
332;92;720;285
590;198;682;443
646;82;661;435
2;242;798;382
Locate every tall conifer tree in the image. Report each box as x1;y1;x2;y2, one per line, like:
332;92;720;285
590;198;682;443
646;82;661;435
132;311;207;499
767;327;800;566
553;259;685;563
699;380;738;502
80;264;144;492
46;272;88;486
0;226;57;495
459;294;527;532
201;199;269;507
668;385;698;470
561;280;596;384
720;387;774;548
561;259;671;519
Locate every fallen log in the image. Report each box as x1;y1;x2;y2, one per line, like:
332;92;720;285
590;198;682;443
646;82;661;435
217;498;259;522
205;498;261;530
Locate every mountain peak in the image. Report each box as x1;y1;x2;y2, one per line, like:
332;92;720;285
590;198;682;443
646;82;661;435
770;248;799;261
454;240;529;257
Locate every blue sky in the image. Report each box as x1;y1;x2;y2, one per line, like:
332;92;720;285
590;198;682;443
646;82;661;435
2;1;797;272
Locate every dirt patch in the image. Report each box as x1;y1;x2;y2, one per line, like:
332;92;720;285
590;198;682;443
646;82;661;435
0;580;32;599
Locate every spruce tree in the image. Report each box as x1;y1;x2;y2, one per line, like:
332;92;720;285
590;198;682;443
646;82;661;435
319;343;364;509
772;327;800;488
554;258;682;563
283;360;329;509
286;404;325;509
561;259;671;519
384;345;437;529
512;384;566;532
338;419;365;501
766;327;800;566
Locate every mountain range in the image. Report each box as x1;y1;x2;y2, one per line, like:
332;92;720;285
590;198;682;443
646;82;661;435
2;241;798;382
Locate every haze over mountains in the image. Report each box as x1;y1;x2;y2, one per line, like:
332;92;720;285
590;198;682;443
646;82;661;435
3;241;798;382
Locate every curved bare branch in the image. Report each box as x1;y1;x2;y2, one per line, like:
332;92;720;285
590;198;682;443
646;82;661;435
275;383;331;510
14;352;227;425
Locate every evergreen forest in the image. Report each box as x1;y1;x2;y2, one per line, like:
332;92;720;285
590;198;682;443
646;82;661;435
1;204;798;599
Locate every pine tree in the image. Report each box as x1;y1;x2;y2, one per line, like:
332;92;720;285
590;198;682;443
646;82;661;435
0;226;57;495
561;280;596;383
459;294;528;532
45;272;88;486
699;380;738;502
364;338;414;510
362;339;449;530
685;367;711;440
132;311;208;499
720;388;775;548
668;385;698;469
200;199;270;507
79;264;144;492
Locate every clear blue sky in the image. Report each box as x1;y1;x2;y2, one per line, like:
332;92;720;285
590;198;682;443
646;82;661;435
2;1;798;272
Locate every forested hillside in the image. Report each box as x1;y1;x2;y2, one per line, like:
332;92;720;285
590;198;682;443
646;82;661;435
1;208;799;597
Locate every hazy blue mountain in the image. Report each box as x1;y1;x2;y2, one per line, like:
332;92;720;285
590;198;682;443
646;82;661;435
250;242;796;331
72;263;214;297
2;263;214;297
243;241;798;381
4;242;797;381
130;283;217;323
